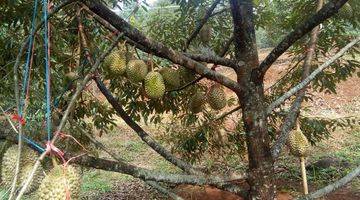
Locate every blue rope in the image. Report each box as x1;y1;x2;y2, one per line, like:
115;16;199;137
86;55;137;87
20;135;46;153
42;0;52;141
19;0;39;116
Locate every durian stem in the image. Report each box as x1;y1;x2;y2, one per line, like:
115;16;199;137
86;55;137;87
300;156;309;195
296;118;301;131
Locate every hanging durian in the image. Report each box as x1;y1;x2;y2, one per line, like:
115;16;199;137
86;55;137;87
199;24;212;44
37;164;81;200
189;92;206;113
104;50;127;75
126;59;148;82
287;120;310;195
159;67;180;90
207;84;227;110
144;72;166;99
1;145;44;194
178;66;195;84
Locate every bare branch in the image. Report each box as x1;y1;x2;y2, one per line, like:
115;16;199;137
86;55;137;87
81;0;241;92
256;0;349;76
210;7;230;18
296;165;360;200
184;52;243;69
183;0;221;51
267;37;360;115
72;154;247;195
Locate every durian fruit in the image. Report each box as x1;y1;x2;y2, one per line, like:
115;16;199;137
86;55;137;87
287;129;310;158
159;67;180;90
199;24;212;44
207;84;227;110
287;123;310;195
126;59;149;82
105;50;127;75
1;145;44;194
189;92;206;113
37;164;81;200
178;67;195;84
144;72;166;99
0;140;11;182
338;3;353;19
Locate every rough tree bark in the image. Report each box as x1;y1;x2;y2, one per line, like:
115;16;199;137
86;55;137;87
230;0;275;199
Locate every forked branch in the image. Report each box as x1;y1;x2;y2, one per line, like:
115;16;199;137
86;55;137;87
256;0;349;77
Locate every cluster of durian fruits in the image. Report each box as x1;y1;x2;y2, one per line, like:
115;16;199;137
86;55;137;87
189;83;227;114
0;144;81;199
104;46;228;112
105;47;196;99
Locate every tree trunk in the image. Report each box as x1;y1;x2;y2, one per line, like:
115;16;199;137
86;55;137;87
239;85;276;200
230;0;276;199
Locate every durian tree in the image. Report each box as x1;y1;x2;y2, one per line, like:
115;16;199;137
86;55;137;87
0;0;359;199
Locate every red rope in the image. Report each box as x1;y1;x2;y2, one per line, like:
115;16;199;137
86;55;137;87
11;114;26;126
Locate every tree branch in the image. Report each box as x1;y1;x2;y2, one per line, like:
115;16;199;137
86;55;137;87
183;0;221;51
184;52;243;69
210;7;230;18
256;0;349;77
167;36;235;92
93;76;198;174
296;165;360;200
267;36;360;115
80;0;241;92
270;37;359;159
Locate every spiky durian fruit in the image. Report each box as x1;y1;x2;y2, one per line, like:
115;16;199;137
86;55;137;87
189;92;206;113
207;84;227;110
178;67;195;84
199;24;212;44
159;67;180;90
288;129;310;157
37;165;81;200
144;72;166;99
104;50;127;75
126;59;149;82
0;141;11;182
338;3;353;18
1;145;44;193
